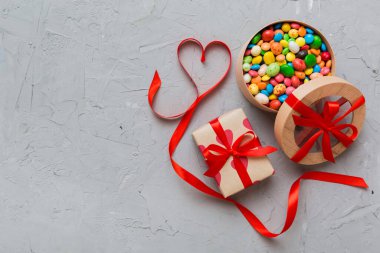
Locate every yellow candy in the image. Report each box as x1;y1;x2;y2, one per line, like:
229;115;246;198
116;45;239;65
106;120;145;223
304;78;309;83
248;83;259;95
282;23;291;32
295;37;305;47
268;94;277;100
305;68;313;75
286;52;295;62
263;51;275;65
288;29;299;38
280;39;288;48
261;74;270;81
273;84;286;96
251;55;262;65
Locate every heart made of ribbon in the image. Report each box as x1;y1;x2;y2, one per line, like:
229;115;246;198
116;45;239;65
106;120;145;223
148;38;232;119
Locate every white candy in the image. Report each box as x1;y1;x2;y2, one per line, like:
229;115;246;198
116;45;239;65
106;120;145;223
288;41;300;54
255;93;269;105
243;73;252;83
250;45;261;56
258;64;267;76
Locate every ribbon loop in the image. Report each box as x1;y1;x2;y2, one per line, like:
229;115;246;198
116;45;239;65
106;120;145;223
202;120;277;180
286;94;365;163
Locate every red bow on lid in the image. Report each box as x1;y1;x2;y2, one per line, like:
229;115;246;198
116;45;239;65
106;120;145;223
285;94;365;163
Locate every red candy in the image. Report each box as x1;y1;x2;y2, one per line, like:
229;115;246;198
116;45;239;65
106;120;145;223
321;51;331;61
274;73;284;83
290;23;301;29
292;58;306;71
291;76;301;87
284;77;292;87
270;79;278;86
249;70;258;77
269;100;281;110
301;45;309;51
262;30;274;42
245;50;251;56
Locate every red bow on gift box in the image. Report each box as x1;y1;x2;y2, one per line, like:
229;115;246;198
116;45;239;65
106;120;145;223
202;118;277;188
285;94;366;163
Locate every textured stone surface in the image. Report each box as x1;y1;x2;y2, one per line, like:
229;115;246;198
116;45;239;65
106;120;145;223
0;0;379;252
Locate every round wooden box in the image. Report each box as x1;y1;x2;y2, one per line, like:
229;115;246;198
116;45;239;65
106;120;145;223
236;20;336;113
274;76;366;165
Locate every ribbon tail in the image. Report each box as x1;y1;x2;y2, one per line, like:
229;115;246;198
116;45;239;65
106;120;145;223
291;131;322;162
232;157;253;188
322;131;335;162
231;171;368;238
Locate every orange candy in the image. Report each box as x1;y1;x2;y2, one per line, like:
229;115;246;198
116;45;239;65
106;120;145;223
276;54;285;62
326;60;332;68
261;42;270;51
251;76;262;84
298;26;306;37
270;42;283;55
310;48;320;55
295;71;306;79
316;55;322;64
318;61;325;68
258;82;267;90
274;29;284;35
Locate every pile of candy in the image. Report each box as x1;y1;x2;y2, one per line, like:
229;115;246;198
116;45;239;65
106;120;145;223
242;22;333;110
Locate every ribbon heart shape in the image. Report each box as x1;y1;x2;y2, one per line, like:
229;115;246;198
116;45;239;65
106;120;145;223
286;93;366;163
148;38;232;119
202;118;277;188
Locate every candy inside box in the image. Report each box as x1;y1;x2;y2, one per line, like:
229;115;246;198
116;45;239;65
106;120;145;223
235;20;366;165
236;20;336;113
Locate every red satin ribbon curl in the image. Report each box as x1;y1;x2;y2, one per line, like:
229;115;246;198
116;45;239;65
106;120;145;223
285;94;366;163
148;38;368;238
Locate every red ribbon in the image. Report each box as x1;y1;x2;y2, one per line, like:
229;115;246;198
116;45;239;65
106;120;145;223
203;118;277;188
148;38;368;237
285;93;365;163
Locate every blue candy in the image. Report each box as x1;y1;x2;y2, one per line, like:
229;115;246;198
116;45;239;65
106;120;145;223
266;84;274;94
305;28;314;34
321;43;327;52
251;64;260;70
261;90;270;96
274;23;282;29
313;65;321;73
274;33;283;42
287;62;293;68
304;34;314;44
247;44;254;49
278;94;288;103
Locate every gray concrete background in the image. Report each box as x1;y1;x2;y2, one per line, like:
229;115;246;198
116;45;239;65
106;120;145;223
0;0;379;252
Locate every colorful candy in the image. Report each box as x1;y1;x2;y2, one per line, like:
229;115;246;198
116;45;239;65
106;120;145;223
242;22;333;110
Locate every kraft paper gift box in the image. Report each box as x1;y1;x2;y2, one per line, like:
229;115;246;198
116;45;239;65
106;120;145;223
192;108;275;198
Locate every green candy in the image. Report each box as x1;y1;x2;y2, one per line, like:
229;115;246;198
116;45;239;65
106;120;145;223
288;38;295;42
304;54;317;67
284;34;290;41
261;49;266;55
310;35;322;49
282;47;290;55
266;63;280;77
251;34;261;44
243;56;253;64
280;64;295;77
